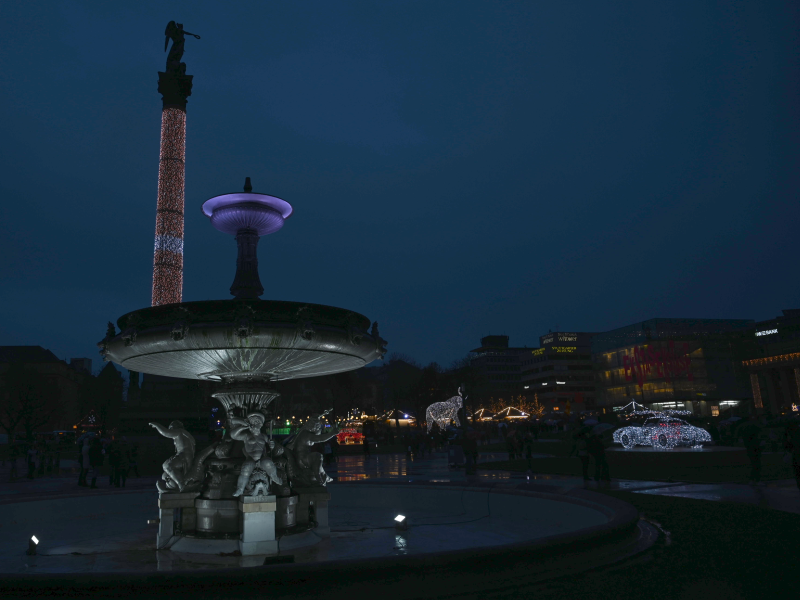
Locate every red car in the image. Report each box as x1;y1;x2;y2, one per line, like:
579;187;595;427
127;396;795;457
337;428;365;445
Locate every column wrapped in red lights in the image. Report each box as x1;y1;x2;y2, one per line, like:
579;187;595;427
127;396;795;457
152;66;193;306
152;107;187;306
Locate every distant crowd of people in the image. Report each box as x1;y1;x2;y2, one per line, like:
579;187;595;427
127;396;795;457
76;436;140;489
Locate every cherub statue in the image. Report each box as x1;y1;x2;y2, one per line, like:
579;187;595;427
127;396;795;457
164;21;200;74
149;421;213;493
284;410;340;487
230;412;283;497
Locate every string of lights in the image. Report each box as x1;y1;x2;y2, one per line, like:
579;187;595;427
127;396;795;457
152;107;187;306
749;373;764;410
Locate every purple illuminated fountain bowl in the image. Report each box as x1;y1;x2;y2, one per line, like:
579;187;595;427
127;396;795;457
202;192;293;236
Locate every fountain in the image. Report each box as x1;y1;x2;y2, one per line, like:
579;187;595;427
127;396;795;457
99;178;387;555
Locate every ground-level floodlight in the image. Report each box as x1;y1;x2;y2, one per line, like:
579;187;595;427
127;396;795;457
27;535;38;556
395;515;408;531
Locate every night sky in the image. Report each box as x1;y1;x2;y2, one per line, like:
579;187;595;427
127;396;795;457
1;1;798;374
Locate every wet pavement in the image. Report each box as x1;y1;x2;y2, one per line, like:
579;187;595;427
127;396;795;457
325;451;800;514
1;452;798;514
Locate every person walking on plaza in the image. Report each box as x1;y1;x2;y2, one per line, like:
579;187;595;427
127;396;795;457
78;438;90;486
739;415;764;485
9;446;19;482
117;438;131;488
108;438;122;487
363;435;370;458
26;445;37;479
88;438;104;489
783;421;800;492
523;431;534;471
573;433;590;481
587;433;610;483
130;443;140;477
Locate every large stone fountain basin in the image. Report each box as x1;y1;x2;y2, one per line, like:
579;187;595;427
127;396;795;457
102;300;382;381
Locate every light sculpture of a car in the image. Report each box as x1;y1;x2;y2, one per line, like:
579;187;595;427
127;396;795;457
613;416;712;450
336;428;364;445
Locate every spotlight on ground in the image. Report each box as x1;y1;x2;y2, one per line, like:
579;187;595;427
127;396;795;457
27;535;38;556
394;514;408;531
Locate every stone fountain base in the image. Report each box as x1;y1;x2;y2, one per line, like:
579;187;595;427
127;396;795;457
157;491;321;556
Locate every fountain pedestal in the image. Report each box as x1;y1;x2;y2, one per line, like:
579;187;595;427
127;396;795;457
158;492;201;547
239;495;278;555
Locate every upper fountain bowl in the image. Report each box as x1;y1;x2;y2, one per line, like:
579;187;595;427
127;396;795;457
202;192;293;236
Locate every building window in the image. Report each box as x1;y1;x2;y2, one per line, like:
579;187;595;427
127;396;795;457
711;406;719;417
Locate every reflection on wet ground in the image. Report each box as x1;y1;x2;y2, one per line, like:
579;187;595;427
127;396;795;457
326;452;800;515
328;452;531;483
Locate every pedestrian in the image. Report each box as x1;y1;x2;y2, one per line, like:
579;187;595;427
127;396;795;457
464;434;478;474
506;428;517;460
78;438;90;486
739;416;764;485
130;443;140;477
108;438;122;487
575;433;590;481
707;422;720;444
37;445;45;476
524;431;534;471
768;428;779;453
26;445;37;479
88;438;104;489
330;436;339;464
587;434;610;483
783;421;800;492
9;446;19;482
363;435;370;458
117;437;131;488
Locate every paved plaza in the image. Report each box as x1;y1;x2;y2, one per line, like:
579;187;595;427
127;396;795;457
2;449;797;513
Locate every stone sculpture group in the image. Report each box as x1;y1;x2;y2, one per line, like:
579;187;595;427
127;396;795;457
150;410;340;500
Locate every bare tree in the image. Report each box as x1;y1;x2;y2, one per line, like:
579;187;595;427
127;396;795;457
0;365;61;442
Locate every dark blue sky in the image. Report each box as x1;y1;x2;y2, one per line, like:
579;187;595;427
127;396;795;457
1;1;798;372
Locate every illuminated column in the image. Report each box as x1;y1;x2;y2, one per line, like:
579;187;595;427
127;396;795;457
793;367;800;402
750;373;763;411
764;370;779;414
152;71;193;306
779;368;793;411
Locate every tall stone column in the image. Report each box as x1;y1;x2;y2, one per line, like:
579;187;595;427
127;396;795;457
151;71;193;306
793;367;800;404
764;370;779;415
779;369;793;411
749;373;763;412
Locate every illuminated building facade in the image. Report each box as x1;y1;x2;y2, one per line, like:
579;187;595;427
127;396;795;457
591;318;756;416
521;332;597;414
151;68;193;305
742;309;800;415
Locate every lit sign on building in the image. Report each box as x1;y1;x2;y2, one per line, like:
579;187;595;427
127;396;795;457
552;346;577;353
556;381;566;385
755;329;778;337
622;341;693;389
541;333;579;346
532;348;545;356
